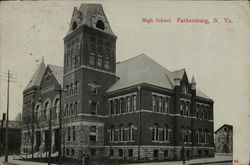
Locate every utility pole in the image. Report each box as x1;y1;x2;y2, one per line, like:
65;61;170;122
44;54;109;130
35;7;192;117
182;128;185;165
48;107;52;165
0;113;6;156
55;84;67;165
137;86;141;161
31;94;35;159
1;70;17;162
4;70;10;162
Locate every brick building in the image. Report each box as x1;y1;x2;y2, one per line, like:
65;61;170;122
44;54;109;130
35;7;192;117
0;120;21;155
214;124;233;154
21;4;214;161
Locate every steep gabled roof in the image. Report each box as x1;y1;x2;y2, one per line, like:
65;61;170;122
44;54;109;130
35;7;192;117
24;59;46;92
47;65;63;85
215;124;233;134
106;54;211;100
171;69;186;80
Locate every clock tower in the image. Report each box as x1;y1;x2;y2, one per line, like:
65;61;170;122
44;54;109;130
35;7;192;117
62;4;117;157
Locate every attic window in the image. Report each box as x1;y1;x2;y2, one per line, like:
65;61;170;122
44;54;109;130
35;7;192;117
96;20;105;30
72;21;77;30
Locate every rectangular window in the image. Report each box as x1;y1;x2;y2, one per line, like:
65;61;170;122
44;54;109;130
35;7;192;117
153;150;159;158
104;57;110;69
67;127;71;141
118;149;123;157
165;98;169;114
73;126;76;141
128;149;133;157
126;96;130;112
115;99;119;114
120;98;125;113
159;97;163;112
90;126;97;142
91;86;97;94
90;149;96;156
152;95;156;112
97;56;102;67
91;102;97;115
180;102;183;115
132;95;136;111
164;150;169;157
109;100;114;115
89;54;95;65
110;149;114;156
90;44;96;53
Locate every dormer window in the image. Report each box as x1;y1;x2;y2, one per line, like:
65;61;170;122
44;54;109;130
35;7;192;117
96;20;105;30
72;21;77;30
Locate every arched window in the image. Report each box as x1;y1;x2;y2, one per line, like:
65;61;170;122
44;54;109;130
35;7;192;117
119;124;125;141
96;20;105;30
44;102;50;120
163;124;169;141
35;105;40;121
55;99;60;119
128;123;134;141
152;123;159;141
72;21;77;30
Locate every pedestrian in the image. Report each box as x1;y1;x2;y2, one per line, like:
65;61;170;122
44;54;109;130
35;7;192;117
85;151;89;165
82;152;85;165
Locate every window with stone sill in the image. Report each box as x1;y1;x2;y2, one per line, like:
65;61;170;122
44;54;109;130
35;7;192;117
132;95;136;111
67;127;71;141
128;149;133;157
104;57;110;69
159;97;163;112
180;101;184;115
126;96;131;112
128;123;135;141
97;55;102;67
89;54;95;65
152;95;157;112
90;102;97;115
118;149;123;157
120;98;125;113
115;99;119;114
110;125;115;142
164;97;169;114
152;123;159;141
90;126;97;142
72;126;76;141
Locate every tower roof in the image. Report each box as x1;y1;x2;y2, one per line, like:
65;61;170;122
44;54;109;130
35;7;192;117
24;59;46;92
67;4;116;37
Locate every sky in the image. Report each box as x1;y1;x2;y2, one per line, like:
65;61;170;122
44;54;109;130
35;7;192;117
0;0;249;162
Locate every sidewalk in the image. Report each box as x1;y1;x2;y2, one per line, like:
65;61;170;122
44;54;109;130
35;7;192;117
0;155;232;165
0;155;57;165
125;155;233;165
